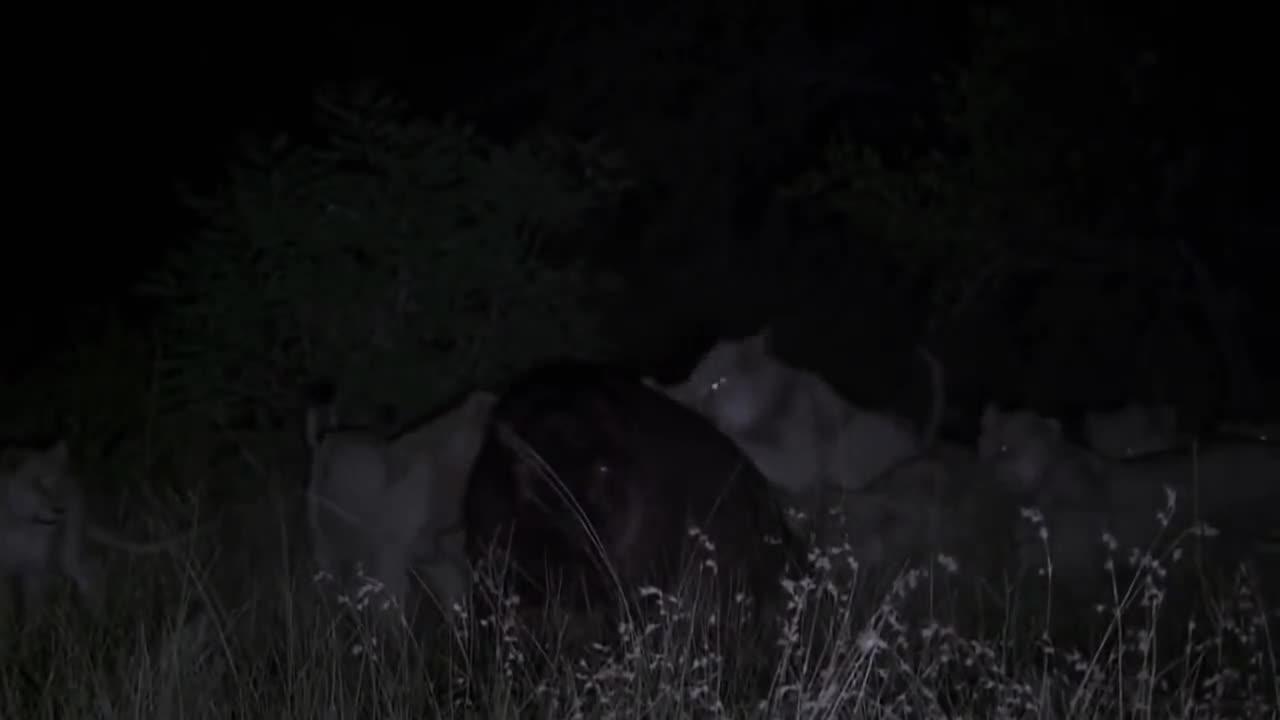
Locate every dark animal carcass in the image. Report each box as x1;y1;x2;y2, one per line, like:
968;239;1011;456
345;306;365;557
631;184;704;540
464;361;801;621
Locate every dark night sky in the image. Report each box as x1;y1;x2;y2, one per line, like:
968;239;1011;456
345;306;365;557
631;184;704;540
9;6;1277;412
18;5;963;311
14;14;507;358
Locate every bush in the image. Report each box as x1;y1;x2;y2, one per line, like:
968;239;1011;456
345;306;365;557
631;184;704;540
140;85;628;434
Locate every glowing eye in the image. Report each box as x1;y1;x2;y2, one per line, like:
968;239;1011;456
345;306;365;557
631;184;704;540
699;377;729;410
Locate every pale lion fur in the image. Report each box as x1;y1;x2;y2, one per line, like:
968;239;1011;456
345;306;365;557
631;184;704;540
978;404;1280;595
305;388;496;619
1;440;101;623
650;327;945;514
1082;402;1179;459
1;440;200;625
1217;419;1280;444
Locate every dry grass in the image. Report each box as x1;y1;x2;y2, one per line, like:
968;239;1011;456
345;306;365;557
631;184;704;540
1;487;1276;719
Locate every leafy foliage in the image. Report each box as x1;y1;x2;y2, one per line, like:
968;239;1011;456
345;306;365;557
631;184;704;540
140;86;627;430
785;9;1103;337
0;309;156;477
784;8;1253;405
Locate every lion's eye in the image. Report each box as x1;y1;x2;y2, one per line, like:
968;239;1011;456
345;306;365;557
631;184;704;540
696;376;728;411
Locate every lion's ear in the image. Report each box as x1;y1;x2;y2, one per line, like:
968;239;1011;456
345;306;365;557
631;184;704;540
980;403;1001;430
1044;417;1063;437
744;325;774;355
46;439;70;467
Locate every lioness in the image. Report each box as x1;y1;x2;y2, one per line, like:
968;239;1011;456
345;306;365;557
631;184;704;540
1;440;203;625
1217;419;1279;444
650;326;945;506
1082;402;1180;459
305;388;496;621
978;404;1280;598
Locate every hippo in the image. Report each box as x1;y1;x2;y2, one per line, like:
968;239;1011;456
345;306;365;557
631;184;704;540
463;361;803;625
